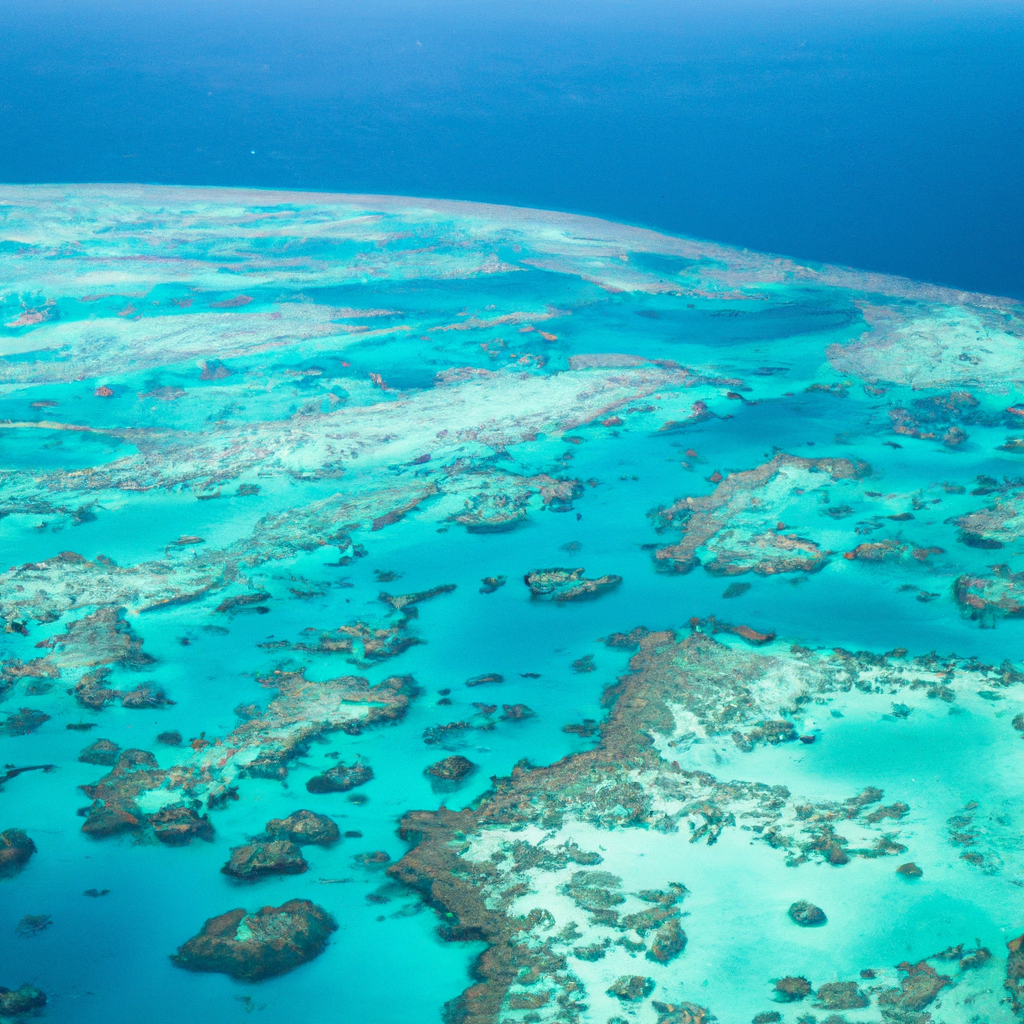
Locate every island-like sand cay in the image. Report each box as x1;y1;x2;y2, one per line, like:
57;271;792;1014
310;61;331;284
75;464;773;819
1;185;1024;1023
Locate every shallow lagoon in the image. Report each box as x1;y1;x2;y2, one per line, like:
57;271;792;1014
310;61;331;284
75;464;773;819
1;186;1024;1022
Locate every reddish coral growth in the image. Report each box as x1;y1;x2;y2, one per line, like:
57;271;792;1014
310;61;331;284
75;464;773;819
728;623;776;645
5;306;54;327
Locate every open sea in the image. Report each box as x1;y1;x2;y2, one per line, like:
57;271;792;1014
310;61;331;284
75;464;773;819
1;0;1022;297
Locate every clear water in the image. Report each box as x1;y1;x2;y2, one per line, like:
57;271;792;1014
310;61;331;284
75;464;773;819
1;186;1023;1022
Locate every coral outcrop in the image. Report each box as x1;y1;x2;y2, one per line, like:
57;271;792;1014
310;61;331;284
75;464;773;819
222;841;308;881
0;829;36;878
171;900;336;980
788;900;827;927
426;756;476;782
264;810;340;846
524;567;622;601
305;759;373;794
0;985;47;1016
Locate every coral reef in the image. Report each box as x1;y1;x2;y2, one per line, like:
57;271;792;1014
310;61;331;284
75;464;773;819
954;566;1024;622
788;901;827;927
650;454;868;576
79;749;213;844
0;829;36;878
77;738;121;766
3;187;1024;1024
264;810;340;846
171;900;336;980
0;985;47;1016
426;756;476;782
385;626;971;1022
524;568;623;601
222;841;308;881
306;759;373;794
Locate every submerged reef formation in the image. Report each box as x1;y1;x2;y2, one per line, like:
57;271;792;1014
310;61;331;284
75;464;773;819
221;840;308;881
524;568;623;601
171;900;336;980
72;670;413;838
788;900;827;927
264;810;340;846
651;454;869;576
0;829;36;878
2;186;1024;1023
954;566;1024;623
391;626;1024;1023
0;985;47;1016
305;759;374;794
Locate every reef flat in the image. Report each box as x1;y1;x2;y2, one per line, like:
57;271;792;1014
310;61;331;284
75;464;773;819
1;186;1024;1024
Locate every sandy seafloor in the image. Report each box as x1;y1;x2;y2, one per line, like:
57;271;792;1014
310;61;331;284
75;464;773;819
1;185;1024;1023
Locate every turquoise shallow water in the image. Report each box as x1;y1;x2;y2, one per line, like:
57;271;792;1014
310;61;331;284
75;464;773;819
1;186;1024;1022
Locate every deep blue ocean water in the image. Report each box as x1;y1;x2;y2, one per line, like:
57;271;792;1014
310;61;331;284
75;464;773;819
1;0;1021;298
